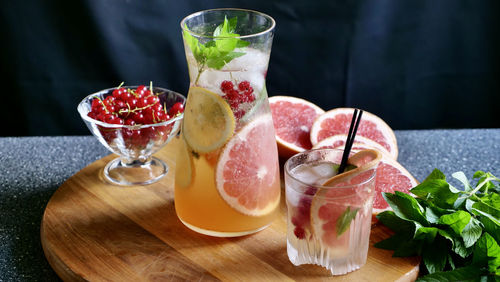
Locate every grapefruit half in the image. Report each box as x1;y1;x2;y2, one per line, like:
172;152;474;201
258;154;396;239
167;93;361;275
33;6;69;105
215;114;281;216
310;108;398;159
335;145;419;214
312;134;397;160
269;96;324;158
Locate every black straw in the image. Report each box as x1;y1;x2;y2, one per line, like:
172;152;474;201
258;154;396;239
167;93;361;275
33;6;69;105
338;109;363;174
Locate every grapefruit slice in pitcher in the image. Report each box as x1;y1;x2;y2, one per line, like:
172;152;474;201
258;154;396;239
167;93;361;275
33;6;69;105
269;96;324;158
310;108;398;159
215;114;280;216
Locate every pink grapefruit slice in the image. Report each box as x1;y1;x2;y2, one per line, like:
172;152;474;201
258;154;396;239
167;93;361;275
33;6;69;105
312;134;397;160
269;96;324;158
310;108;398;159
310;150;382;250
372;156;418;214
215;114;281;216
332;145;419;214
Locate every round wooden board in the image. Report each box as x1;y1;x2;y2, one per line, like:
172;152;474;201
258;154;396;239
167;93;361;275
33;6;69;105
41;137;420;281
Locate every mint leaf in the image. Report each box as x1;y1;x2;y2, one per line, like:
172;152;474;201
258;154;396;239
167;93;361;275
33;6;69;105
206;51;245;70
415;226;439;243
374;233;412;251
335;206;359;236
473;232;500;273
462;217;483;248
481;193;500;210
438;210;471;236
183;25;206;64
416;265;483;282
236;39;250;48
411;179;459;209
472;207;500;226
423;201;455;224
376;210;416;233
423;235;450;273
479;216;500;244
393;239;424;257
453;237;474;258
424;168;447;181
182;16;250;83
472;201;500;221
452;171;472;192
382;191;429;225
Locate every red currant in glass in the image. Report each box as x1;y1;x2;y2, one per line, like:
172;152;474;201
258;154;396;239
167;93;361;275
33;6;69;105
169;102;184;116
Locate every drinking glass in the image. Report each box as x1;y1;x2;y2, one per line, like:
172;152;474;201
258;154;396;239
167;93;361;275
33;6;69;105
284;149;377;275
175;9;280;237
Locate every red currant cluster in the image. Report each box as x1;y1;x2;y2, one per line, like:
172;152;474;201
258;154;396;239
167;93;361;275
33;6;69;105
220;80;255;119
88;85;184;125
86;85;184;147
291;187;317;239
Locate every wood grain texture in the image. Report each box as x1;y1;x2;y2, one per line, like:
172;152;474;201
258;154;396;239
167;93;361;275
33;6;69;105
41;136;420;281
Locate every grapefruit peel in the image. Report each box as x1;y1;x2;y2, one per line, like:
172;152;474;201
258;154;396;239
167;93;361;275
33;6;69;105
310;108;398;159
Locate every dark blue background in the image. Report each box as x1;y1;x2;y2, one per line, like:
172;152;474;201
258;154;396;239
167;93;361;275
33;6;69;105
2;0;499;136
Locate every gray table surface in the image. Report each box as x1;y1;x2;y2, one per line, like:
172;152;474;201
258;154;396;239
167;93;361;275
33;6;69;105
1;130;499;281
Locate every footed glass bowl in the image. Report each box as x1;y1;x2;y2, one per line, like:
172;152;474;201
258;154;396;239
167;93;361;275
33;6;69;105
77;86;185;186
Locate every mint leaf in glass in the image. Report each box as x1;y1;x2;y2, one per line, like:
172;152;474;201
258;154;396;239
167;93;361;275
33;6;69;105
335;206;359;237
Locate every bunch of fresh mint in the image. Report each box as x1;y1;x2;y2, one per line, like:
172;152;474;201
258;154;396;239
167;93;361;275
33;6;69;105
375;169;500;281
183;16;249;83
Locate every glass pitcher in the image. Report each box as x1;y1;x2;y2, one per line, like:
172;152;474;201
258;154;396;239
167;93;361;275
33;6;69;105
175;8;280;237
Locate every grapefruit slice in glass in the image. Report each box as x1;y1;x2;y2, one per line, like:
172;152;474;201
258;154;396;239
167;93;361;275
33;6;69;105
310;150;382;251
310;108;398;159
269;96;324;158
215;114;280;216
183;87;235;153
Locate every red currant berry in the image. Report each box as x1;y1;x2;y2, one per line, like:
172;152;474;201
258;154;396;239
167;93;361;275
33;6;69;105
115;100;126;110
220;80;234;93
104;114;116;124
124;118;136;126
234;109;245;119
137;97;149;108
294;226;306;239
238;81;251;91
143;112;155;124
147;95;159;105
169;102;184;116
135;85;147;96
87;111;97;119
131;112;144;124
112;88;125;99
227;89;239;101
127;97;138;108
91;98;101;109
120;91;132;101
